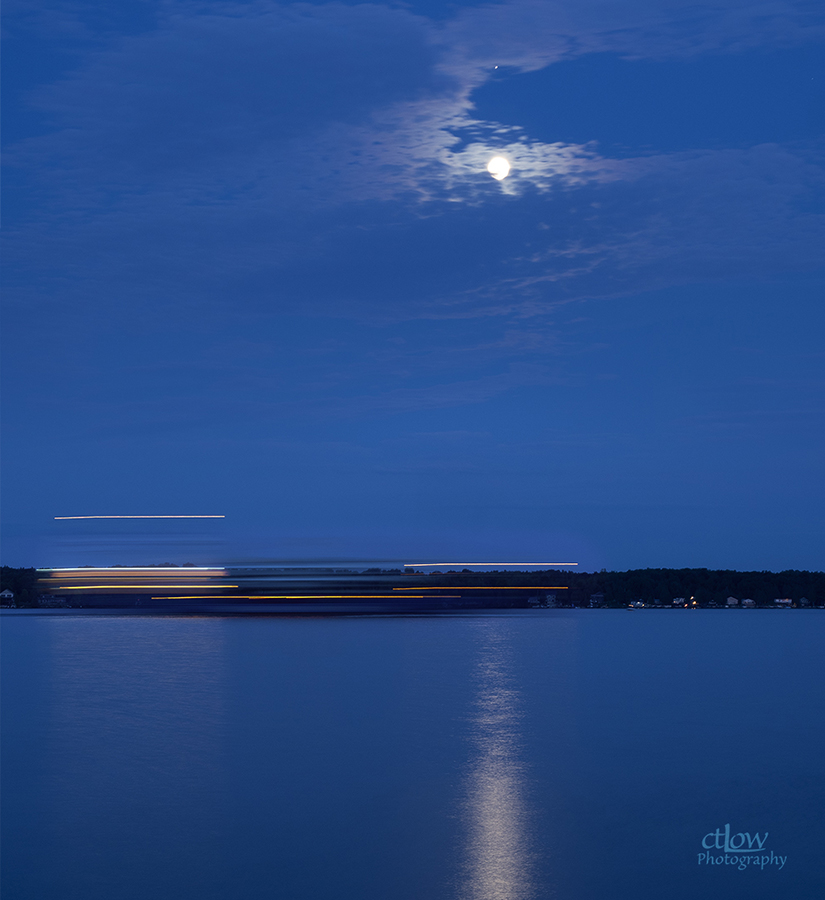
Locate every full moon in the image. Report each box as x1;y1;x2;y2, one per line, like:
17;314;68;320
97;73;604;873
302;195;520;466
487;156;510;180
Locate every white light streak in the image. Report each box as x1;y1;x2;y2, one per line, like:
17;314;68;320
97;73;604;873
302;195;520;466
404;562;577;567
57;584;238;590
42;567;223;572
54;515;225;520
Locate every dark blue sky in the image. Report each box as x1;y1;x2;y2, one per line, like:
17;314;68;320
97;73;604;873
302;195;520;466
2;0;824;570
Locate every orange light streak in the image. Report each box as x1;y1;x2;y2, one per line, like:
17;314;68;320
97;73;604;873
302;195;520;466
148;594;446;600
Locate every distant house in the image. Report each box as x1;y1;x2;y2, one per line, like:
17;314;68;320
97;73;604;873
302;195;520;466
741;598;755;607
726;596;739;607
0;589;14;606
773;598;793;607
528;592;556;608
799;597;810;607
589;593;604;608
672;597;686;607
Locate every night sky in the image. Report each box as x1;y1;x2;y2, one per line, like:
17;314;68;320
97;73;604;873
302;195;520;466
3;0;824;570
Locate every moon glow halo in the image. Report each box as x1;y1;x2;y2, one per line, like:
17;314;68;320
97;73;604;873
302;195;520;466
487;157;511;180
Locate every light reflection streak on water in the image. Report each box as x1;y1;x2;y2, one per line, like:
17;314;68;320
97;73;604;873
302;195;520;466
461;620;538;900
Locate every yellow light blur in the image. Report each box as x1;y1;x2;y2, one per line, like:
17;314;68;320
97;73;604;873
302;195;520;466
148;594;446;600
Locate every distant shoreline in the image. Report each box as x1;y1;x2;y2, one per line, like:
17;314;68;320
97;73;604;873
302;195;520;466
2;565;823;612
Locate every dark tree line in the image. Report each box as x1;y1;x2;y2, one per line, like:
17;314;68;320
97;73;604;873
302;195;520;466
0;567;40;607
409;567;825;607
1;565;822;609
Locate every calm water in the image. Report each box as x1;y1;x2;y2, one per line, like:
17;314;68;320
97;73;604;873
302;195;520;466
2;611;823;900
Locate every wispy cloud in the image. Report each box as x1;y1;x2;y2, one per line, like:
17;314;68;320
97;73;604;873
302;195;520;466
4;0;824;324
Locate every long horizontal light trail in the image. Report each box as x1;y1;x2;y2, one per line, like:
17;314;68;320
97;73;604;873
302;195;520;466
43;567;224;572
58;585;239;590
394;586;568;590
54;515;225;520
404;562;578;567
148;594;454;600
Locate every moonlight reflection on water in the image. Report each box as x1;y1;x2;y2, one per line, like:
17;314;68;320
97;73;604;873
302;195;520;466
462;620;538;900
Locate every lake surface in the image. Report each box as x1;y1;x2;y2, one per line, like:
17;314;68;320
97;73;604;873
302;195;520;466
2;610;823;900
